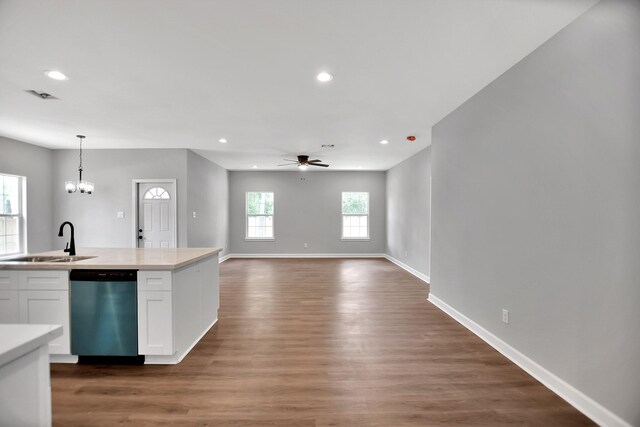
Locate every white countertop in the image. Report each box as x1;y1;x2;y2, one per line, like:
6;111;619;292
0;247;222;270
0;324;63;367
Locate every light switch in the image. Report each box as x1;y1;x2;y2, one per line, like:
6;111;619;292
192;211;197;218
116;211;125;219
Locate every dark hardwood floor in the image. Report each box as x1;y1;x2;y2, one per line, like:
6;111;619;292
51;258;593;426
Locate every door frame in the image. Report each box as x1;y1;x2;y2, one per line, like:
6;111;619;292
131;179;178;248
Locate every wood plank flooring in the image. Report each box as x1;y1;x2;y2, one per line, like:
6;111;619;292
51;258;593;426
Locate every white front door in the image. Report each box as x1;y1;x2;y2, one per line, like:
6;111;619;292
137;182;175;248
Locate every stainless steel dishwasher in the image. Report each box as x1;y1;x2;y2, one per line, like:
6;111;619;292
70;270;143;364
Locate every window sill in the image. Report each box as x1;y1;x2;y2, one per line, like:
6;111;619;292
341;238;371;241
245;238;275;242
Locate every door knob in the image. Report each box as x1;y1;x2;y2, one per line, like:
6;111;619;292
138;235;143;240
139;229;142;233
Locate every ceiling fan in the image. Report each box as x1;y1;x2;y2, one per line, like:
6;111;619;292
278;155;329;170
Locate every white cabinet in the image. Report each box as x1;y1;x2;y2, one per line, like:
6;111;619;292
137;255;219;363
17;271;70;355
137;271;174;356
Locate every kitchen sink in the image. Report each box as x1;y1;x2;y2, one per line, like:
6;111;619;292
50;256;96;262
5;255;96;263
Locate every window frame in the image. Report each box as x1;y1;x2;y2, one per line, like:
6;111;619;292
245;191;275;241
0;173;27;259
341;191;370;241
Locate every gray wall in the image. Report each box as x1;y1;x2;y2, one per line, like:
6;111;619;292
229;171;386;254
187;150;229;255
386;147;431;278
430;0;640;424
0;136;54;252
52;149;188;249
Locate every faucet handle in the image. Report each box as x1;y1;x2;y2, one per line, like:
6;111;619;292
64;242;70;252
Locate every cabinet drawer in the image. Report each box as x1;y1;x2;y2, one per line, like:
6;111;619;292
0;271;19;290
137;271;172;291
19;270;69;291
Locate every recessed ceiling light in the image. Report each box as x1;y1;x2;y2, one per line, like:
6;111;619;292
219;138;227;144
316;72;333;83
44;70;68;81
380;140;389;145
252;165;258;169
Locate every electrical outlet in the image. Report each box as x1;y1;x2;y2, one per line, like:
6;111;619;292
116;211;125;219
502;309;509;324
304;243;308;248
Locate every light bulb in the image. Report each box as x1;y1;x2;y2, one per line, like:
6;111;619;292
65;181;76;193
298;164;308;171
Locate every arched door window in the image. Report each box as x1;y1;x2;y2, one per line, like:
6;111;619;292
143;187;170;200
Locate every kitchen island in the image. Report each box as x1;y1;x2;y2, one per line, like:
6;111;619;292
0;248;222;364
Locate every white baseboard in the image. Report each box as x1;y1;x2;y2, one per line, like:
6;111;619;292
219;254;231;263
225;253;386;259
427;294;631;427
49;354;78;364
384;254;430;284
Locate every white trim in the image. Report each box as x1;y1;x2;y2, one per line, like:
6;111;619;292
341;238;371;242
49;354;78;364
132;179;178;248
218;254;231;263
427;294;632;427
244;238;275;242
384;254;430;283
225;253;386;259
144;318;217;365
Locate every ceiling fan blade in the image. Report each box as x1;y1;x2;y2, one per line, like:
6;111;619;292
307;159;322;163
283;159;297;162
309;163;329;167
277;163;296;166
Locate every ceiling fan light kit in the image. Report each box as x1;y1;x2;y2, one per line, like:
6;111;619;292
278;155;330;170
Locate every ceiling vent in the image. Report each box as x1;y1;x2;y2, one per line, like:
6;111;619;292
321;144;335;148
26;90;58;100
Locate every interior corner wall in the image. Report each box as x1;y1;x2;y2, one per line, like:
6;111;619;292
385;147;431;278
430;0;640;424
52;149;188;249
229;171;386;254
186;150;229;255
0;136;54;252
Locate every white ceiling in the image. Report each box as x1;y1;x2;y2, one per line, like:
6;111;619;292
0;0;597;170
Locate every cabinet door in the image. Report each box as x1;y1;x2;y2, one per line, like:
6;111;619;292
19;290;70;354
137;291;174;355
0;290;19;323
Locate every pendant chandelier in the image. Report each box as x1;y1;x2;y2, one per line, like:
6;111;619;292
65;135;94;194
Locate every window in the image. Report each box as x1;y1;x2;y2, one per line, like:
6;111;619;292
0;174;26;257
246;192;274;239
342;192;369;239
144;187;170;200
